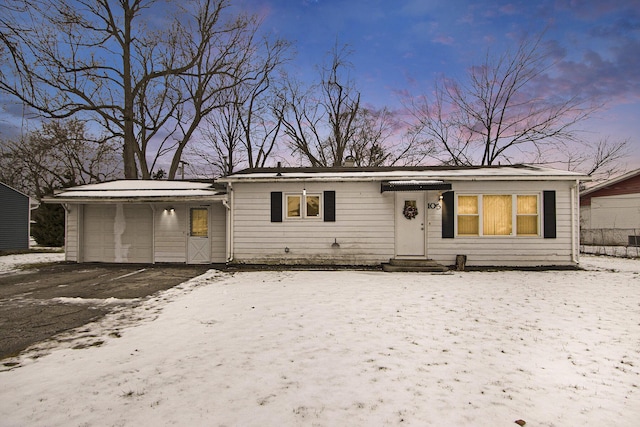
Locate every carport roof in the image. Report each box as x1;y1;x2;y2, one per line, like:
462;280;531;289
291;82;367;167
43;180;226;203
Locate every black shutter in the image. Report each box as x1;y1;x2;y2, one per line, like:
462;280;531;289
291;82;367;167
270;192;282;222
324;191;336;222
442;191;454;238
543;190;556;238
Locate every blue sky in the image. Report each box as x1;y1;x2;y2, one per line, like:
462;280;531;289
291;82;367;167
236;0;640;168
1;0;638;172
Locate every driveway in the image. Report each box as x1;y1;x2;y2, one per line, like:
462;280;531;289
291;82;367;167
0;263;210;360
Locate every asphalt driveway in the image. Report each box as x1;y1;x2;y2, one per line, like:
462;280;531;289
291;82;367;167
0;263;210;360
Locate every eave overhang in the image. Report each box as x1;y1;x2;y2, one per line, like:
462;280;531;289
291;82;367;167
42;193;227;204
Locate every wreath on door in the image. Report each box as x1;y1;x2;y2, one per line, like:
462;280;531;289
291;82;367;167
403;202;418;220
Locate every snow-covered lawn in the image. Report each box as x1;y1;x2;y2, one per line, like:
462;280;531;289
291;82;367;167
0;251;65;274
1;255;639;426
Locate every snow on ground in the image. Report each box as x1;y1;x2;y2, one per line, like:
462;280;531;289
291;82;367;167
0;254;639;426
0;251;65;274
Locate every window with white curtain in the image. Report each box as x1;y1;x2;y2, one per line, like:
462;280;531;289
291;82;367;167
457;194;539;237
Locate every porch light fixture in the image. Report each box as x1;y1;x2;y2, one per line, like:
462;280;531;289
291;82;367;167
164;206;175;214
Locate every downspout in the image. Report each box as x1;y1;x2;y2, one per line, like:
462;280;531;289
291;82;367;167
222;183;233;263
61;203;70;262
150;204;156;264
571;181;578;264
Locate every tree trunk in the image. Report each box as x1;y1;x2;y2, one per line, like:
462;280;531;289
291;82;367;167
122;3;138;179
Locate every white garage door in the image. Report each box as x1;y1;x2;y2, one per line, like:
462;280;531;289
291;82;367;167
83;204;153;263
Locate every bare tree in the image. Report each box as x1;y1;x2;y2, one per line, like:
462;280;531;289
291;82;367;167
543;137;629;181
281;44;422;168
0;0;273;179
192;38;290;176
195;97;245;176
407;33;603;168
281;44;361;167
350;107;427;167
0;119;119;198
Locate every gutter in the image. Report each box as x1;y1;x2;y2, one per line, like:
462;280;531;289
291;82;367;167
571;180;579;264
222;184;234;263
42;195;227;204
218;173;592;184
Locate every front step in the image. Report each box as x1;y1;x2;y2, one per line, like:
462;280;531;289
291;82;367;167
381;258;449;273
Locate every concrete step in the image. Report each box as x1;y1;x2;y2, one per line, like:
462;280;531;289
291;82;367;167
382;258;449;272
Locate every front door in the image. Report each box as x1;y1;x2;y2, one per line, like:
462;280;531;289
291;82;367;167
187;206;210;264
395;192;426;257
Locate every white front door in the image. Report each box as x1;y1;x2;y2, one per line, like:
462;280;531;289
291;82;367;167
395;192;426;257
187;206;210;264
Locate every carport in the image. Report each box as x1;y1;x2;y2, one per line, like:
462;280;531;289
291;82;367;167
44;181;227;264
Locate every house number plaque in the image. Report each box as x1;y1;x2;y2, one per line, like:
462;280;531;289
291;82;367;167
427;202;441;210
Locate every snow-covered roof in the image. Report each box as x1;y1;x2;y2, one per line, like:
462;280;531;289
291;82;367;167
219;164;590;183
43;180;225;203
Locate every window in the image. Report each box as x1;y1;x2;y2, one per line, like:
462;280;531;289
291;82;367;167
286;195;302;218
456;194;539;237
286;193;321;219
457;195;479;235
483;195;512;236
306;195;320;217
190;208;208;237
516;195;538;235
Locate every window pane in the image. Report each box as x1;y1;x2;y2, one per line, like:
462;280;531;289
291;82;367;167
517;195;537;214
516;195;538;235
306;195;320;217
483;195;512;235
458;196;478;214
458;216;479;235
517;216;538;235
190;208;208;237
287;195;301;217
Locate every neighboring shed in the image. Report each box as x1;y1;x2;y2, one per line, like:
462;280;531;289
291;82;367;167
580;169;640;246
0;183;31;251
44;180;227;264
218;164;588;268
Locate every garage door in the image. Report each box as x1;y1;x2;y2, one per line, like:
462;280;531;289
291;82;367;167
83;204;153;263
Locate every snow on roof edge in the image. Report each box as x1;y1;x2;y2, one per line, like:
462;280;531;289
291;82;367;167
219;164;589;182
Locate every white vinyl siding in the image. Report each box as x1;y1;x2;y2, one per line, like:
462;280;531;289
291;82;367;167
589;194;640;229
210;202;226;263
232;181;395;265
429;181;576;267
65;204;80;262
72;202;225;264
230;179;578;267
154;205;187;263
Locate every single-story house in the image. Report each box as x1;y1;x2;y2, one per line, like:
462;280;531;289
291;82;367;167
0;182;32;251
45;165;588;268
580;168;640;246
